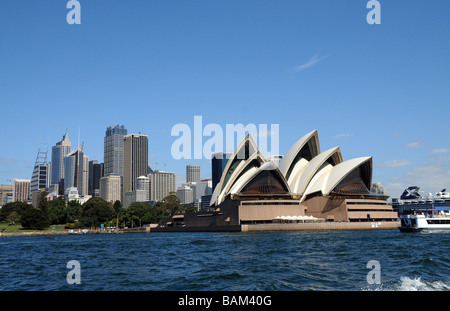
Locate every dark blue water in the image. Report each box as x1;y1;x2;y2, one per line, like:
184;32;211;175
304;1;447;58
1;230;449;291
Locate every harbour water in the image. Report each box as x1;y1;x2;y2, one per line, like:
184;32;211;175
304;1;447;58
0;230;449;291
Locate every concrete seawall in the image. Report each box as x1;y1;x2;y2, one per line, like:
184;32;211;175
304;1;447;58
1;221;400;236
0;231;70;237
241;221;400;232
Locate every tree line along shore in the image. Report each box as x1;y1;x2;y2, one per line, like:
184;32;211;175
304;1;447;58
0;191;195;236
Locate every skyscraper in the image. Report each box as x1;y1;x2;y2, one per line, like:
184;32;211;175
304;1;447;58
51;130;71;187
186;165;201;183
211;152;231;191
88;160;104;197
82;154;89;196
30;143;50;194
64;142;88;196
149;170;176;202
104;124;127;177
123;134;148;201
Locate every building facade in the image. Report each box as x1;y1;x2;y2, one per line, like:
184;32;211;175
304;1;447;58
88;160;104;197
0;185;13;206
30;163;50;194
149;170;176;202
123;134;148;201
211;152;231;191
64;143;88;196
136;175;150;201
51;130;71;186
13;179;31;202
104;124;127;177
186;165;201;183
100;175;121;204
30;143;50;194
177;185;194;204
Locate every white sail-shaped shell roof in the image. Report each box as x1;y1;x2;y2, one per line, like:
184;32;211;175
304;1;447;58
210;130;375;207
291;146;343;195
209;182;220;207
215;134;267;206
230;161;290;195
278;130;320;180
302;156;372;199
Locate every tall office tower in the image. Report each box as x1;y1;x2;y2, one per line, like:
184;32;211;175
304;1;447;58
211;152;231;191
51;130;72;186
13;179;31;202
88;160;104;197
100;175;121;204
30;143;50;194
104;124;127;177
82;155;89;196
123;134;148;201
64;143;88;196
149;170;176;202
186;165;201;183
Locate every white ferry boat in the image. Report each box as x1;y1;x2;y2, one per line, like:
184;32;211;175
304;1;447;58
399;207;450;233
392;186;450;232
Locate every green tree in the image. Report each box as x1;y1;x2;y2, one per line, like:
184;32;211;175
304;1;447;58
141;211;154;225
6;211;19;225
20;207;50;230
113;200;122;214
0;201;33;222
80;197;115;228
37;191;49;210
123;202;156;227
67;200;82;223
48;199;68;225
160;192;184;216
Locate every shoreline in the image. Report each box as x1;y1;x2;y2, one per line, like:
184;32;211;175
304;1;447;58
242;221;400;232
1;221;400;237
0;230;70;237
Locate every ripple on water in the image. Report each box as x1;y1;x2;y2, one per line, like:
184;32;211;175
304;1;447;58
1;230;450;291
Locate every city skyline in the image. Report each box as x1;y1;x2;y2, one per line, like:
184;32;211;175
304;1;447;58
1;1;449;199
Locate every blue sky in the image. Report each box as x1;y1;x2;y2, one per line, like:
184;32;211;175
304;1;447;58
0;1;449;198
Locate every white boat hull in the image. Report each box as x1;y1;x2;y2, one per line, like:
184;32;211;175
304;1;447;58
399;214;450;233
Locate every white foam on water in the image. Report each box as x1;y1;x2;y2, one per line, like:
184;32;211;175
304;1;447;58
361;276;450;291
396;276;450;291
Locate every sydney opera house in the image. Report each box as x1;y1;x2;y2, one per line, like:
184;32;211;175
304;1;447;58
155;130;398;231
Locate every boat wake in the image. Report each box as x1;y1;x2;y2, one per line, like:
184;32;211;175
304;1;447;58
363;276;450;291
397;276;450;291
